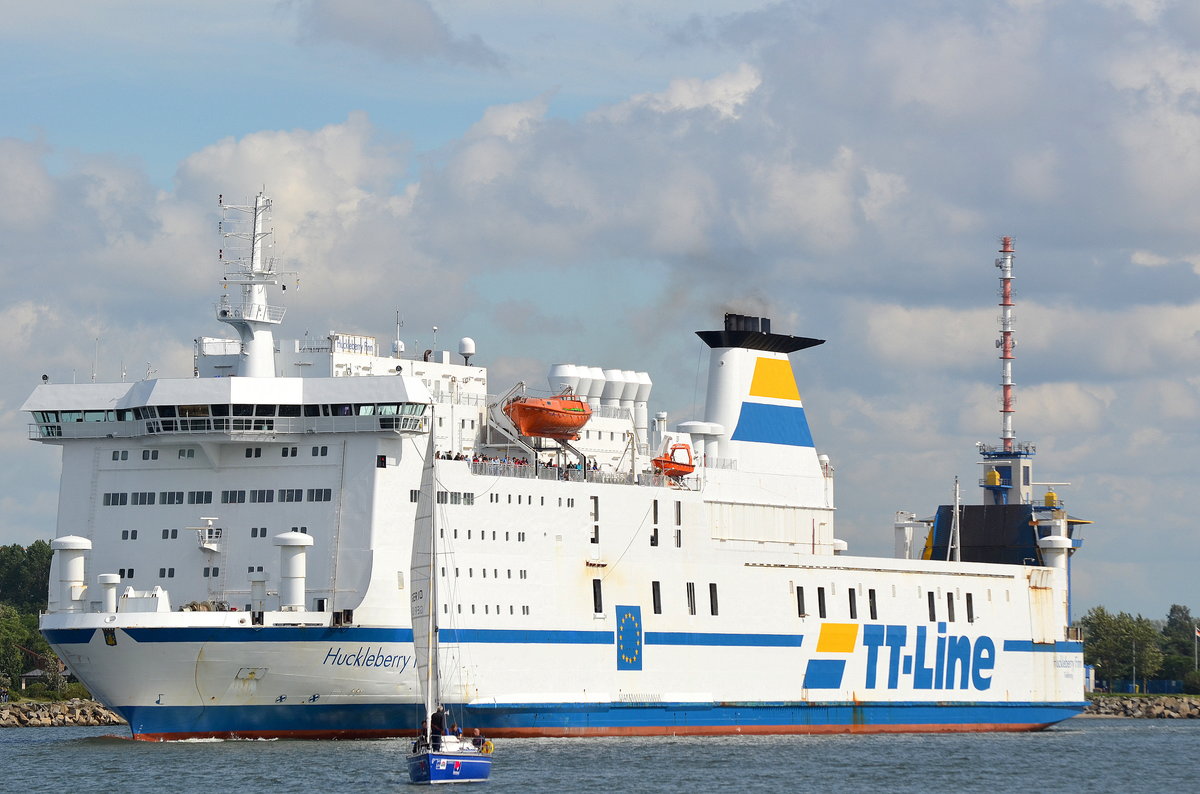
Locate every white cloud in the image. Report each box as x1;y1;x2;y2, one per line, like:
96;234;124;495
614;63;762;120
0;138;56;232
867;13;1040;120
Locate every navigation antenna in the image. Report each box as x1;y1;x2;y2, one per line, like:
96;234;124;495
214;192;297;378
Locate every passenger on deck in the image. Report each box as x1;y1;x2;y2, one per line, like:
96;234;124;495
430;707;445;749
471;728;484;749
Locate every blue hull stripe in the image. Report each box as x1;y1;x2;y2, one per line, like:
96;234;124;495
645;632;804;647
439;628;613;644
1002;641;1084;653
116;700;1087;739
120;627;415;643
56;626;813;648
49;627;1081;653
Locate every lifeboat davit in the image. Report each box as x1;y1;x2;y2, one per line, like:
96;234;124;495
503;394;592;440
652;443;695;478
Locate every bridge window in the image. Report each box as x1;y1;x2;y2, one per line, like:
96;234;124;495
947;592;956;623
686;582;696;615
869;588;878;620
966;593;975;623
652;581;662;614
817;587;827;619
848;588;857;620
927;591;937;622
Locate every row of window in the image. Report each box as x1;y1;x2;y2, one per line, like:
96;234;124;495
444;604;531;616
111;449;163;461
485;493;577;507
440;566;528;580
245;446;330;458
407;489;483;507
639;580;719;616
104;488;332;506
438;528;527;543
790;585;979;624
35;402;424;423
121;525;311;542
111;446;329;464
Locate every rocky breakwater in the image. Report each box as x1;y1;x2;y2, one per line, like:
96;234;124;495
1086;695;1200;719
0;699;125;727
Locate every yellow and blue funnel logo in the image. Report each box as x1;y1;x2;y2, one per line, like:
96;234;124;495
802;623;858;689
730;357;814;447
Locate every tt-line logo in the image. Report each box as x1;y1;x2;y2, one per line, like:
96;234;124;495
804;622;997;691
861;623;997;691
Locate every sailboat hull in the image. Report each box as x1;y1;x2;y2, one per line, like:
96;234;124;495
407;749;493;784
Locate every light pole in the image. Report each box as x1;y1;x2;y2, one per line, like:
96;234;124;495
1131;639;1137;694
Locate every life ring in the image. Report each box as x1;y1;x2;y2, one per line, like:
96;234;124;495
481;739;494;754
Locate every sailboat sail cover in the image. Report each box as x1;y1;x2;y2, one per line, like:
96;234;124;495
410;429;440;717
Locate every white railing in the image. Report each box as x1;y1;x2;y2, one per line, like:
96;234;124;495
465;461;690;489
215;301;287;324
29;414;428;440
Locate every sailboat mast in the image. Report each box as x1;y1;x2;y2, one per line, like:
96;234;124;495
425;434;438;744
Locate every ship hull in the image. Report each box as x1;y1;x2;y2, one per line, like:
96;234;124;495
100;700;1087;741
44;618;1086;741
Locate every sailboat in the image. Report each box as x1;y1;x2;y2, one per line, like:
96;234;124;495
406;426;494;785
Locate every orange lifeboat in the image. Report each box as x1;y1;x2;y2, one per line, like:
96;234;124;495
503;394;592;440
652;443;695;478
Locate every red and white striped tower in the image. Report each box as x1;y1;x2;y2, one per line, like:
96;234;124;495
997;236;1015;453
980;236;1034;506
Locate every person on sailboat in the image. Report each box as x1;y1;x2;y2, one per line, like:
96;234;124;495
430;706;446;749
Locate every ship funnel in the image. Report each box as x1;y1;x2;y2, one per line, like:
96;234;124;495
585;367;606;408
632;372;653;442
548;364;581;395
273;531;315;611
51;536;92;613
601;369;625;407
695;314;823;473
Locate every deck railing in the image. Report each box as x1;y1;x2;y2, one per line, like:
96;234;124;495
29;414;427;440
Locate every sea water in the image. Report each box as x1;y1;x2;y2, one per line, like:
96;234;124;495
2;718;1192;793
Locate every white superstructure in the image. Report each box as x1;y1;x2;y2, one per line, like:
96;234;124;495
31;202;1086;739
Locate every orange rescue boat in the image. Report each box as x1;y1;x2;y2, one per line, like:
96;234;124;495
503;394;592;440
652;443;695;478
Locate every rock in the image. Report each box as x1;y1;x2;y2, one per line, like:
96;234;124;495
0;699;126;728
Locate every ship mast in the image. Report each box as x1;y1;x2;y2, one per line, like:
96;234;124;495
215;192;290;377
979;237;1035;505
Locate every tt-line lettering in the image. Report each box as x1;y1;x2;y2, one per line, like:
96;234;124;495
860;623;996;691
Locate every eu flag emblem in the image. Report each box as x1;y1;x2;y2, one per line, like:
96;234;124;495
616;605;642;670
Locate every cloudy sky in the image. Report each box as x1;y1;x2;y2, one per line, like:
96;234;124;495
3;0;1198;619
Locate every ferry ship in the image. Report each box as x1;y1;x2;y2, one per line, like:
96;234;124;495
31;196;1087;740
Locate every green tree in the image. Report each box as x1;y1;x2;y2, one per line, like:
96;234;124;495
0;541;52;613
1080;606;1164;684
0;604;28;689
1161;604;1196;657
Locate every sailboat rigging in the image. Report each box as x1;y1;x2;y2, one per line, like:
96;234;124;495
407;423;494;785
